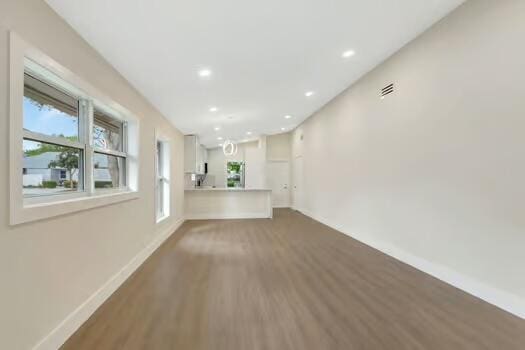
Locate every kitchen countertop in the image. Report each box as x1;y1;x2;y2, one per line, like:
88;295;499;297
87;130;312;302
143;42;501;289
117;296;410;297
185;188;271;191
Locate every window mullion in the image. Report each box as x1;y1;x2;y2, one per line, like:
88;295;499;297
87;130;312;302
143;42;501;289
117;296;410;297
83;99;94;194
123;122;129;189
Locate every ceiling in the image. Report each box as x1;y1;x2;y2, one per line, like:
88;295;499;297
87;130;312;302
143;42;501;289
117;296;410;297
46;0;465;148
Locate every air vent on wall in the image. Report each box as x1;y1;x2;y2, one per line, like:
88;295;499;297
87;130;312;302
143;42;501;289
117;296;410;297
381;83;394;99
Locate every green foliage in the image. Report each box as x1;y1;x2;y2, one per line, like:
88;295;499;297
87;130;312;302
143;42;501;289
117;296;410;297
48;149;79;172
63;180;78;189
49;149;79;189
24;143;63;157
227;162;243;187
42;181;57;188
227;162;242;173
95;181;113;189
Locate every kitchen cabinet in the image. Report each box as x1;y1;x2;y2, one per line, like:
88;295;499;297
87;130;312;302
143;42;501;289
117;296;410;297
184;135;207;174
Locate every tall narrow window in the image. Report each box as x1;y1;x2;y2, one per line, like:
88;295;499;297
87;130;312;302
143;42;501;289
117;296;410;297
156;139;170;222
226;161;244;188
22;73;84;197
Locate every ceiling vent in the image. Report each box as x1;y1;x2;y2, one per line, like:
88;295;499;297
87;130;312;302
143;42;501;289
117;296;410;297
380;83;394;99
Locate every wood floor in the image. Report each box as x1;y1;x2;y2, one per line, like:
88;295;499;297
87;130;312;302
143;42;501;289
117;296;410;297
62;209;525;350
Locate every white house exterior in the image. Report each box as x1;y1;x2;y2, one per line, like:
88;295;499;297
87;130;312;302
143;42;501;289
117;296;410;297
23;152;111;187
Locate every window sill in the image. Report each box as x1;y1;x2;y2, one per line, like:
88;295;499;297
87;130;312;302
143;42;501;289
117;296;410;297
156;214;170;224
12;190;139;225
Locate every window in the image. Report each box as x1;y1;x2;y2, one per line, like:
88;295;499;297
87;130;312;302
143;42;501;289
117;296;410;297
155;138;170;222
93;110;124;152
93;153;126;189
93;109;127;190
227;161;244;188
9;32;139;225
23;73;84;197
22;71;130;197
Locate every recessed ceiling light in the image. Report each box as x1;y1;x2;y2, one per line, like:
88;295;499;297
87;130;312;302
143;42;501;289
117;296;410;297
305;91;315;97
198;68;212;78
284;115;292;119
219;143;223;147
281;127;286;131
342;50;356;58
209;107;218;112
217;136;223;140
214;126;221;131
246;131;252;135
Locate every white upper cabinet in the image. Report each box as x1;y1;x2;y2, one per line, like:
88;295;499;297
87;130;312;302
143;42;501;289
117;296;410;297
184;135;207;174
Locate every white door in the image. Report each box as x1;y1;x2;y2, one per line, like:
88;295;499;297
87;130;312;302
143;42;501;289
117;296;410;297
266;161;290;207
292;156;304;211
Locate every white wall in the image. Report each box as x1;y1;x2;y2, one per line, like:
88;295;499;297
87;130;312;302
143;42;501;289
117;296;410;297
266;133;292;207
0;1;185;349
244;138;267;189
266;132;291;161
292;0;525;317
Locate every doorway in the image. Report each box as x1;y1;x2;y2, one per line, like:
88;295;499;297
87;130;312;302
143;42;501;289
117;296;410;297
292;156;304;212
266;161;290;207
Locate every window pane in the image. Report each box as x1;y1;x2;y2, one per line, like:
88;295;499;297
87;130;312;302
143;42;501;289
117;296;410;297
157;179;165;218
23;139;82;197
93;153;126;189
93;110;123;152
227;161;244;188
155;140;170;221
156;141;162;176
24;74;79;141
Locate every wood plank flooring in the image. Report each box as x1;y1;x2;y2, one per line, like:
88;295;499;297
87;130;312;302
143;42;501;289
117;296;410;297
62;209;525;350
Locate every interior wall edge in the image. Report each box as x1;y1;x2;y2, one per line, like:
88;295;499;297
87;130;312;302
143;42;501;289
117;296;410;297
299;208;525;320
31;218;186;350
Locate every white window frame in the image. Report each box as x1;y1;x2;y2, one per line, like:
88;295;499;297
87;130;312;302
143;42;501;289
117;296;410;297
226;160;245;188
9;31;140;225
92;106;129;192
155;131;171;223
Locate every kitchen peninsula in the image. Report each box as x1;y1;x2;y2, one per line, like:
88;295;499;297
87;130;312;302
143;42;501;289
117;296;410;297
184;188;272;220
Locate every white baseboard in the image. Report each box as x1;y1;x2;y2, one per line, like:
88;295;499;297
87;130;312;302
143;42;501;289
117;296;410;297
186;212;271;220
300;209;525;320
32;218;185;350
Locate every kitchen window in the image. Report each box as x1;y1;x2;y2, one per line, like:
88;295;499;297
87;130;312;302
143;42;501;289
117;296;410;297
226;161;244;188
9;32;139;225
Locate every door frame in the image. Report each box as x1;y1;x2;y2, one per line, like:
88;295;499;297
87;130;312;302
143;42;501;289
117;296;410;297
292;155;304;212
266;160;290;208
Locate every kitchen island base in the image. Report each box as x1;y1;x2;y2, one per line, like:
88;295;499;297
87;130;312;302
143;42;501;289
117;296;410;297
184;188;272;220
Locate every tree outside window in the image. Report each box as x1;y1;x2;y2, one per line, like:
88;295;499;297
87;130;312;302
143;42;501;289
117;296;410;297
227;161;244;188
